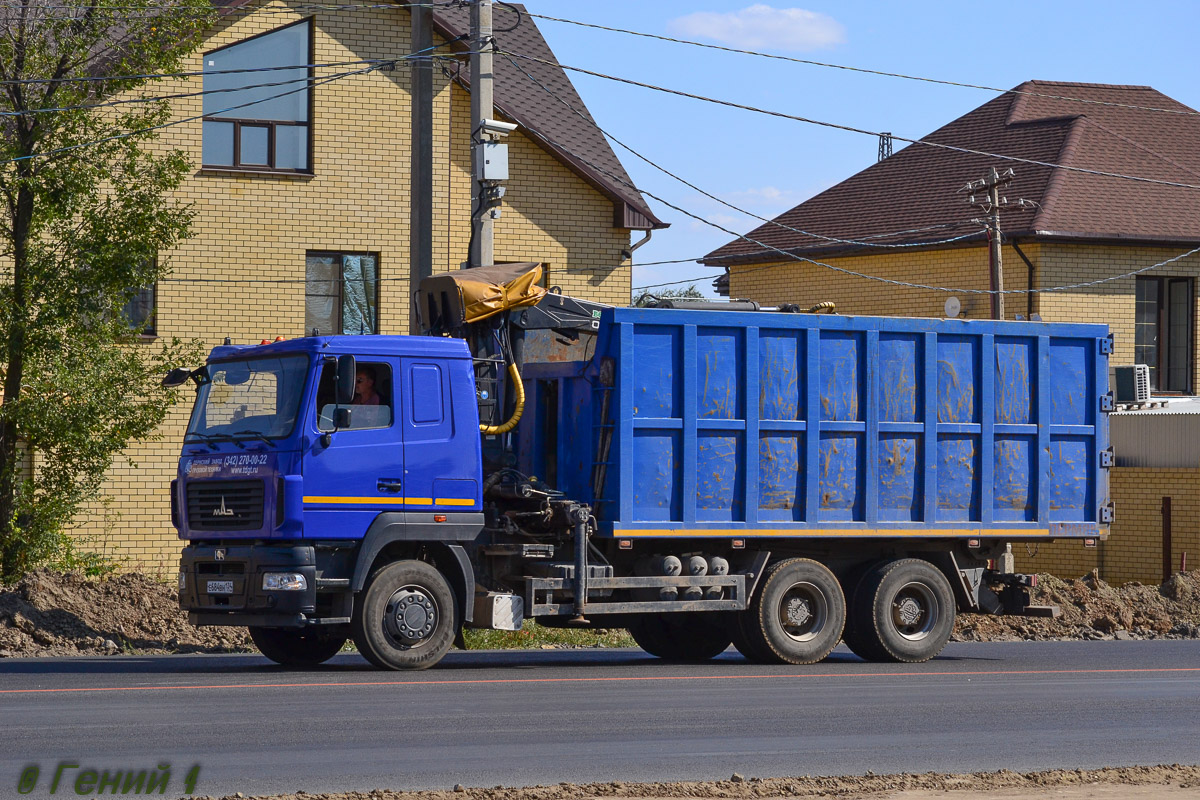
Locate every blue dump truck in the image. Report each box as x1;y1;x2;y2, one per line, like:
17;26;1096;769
168;264;1112;670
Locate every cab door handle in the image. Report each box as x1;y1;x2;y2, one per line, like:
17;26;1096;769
377;479;403;493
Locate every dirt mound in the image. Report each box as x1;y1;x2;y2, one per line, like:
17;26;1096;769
0;569;252;657
188;765;1200;800
3;567;1200;658
954;569;1200;642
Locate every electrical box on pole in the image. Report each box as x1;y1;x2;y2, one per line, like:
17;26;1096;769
474;140;509;181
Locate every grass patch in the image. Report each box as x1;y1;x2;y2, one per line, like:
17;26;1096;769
463;620;635;650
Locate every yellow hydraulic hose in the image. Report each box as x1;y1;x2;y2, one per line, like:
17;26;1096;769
480;361;526;435
807;301;836;314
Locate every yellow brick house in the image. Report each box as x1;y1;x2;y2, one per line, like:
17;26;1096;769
80;1;666;571
703;81;1200;583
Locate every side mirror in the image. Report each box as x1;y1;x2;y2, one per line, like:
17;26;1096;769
161;368;191;388
321;406;354;448
336;354;357;405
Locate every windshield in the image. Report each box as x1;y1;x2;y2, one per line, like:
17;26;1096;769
186;355;309;441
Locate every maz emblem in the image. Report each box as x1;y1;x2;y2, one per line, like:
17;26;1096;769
212;497;235;517
214;549;226;561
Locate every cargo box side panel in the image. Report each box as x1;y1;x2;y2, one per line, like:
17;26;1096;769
629;323;683;522
1046;336;1099;523
936;334;982;523
817;330;866;522
602;309;1108;540
993;336;1038;523
877;332;924;522
758;329;807;522
696;325;746;522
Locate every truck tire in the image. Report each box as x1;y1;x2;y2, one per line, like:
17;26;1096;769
628;615;731;661
729;613;775;663
741;558;845;665
839;560;887;662
849;558;955;663
247;627;346;667
351;560;456;670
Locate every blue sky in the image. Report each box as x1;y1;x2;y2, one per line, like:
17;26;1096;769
512;1;1200;296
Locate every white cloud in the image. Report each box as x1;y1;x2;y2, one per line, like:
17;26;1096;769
727;186;799;207
668;5;845;52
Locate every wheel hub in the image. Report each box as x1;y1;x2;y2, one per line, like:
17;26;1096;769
384;587;437;646
892;582;938;641
786;597;813;627
779;582;828;643
895;596;923;627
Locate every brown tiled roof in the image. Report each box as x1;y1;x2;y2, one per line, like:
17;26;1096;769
703;81;1200;265
212;0;665;230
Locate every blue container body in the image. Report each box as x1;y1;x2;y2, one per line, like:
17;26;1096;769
519;309;1111;540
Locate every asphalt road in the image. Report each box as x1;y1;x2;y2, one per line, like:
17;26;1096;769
2;641;1199;799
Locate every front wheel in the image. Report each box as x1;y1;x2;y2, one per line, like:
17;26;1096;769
740;558;845;665
248;626;346;667
848;558;955;663
351;560;456;670
628;614;732;661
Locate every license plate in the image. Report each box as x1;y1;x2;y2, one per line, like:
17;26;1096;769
207;580;234;595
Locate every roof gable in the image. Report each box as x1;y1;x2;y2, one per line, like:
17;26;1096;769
705;81;1200;264
212;0;665;229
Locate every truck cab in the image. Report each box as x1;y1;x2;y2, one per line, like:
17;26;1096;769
174;335;483;667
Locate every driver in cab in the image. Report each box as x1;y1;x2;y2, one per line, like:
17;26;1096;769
353;366;381;406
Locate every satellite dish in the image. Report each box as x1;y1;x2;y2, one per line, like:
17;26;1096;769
944;297;961;318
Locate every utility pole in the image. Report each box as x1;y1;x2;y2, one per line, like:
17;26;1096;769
409;2;434;331
469;0;497;268
963;167;1014;319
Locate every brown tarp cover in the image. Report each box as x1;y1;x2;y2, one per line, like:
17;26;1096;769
417;262;545;329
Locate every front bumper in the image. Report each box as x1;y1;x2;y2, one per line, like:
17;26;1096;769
179;543;317;628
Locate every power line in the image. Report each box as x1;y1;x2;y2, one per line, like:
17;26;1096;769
2;72;321;117
0;50;473;116
0;62;385;166
633;274;724;291
0;36;475;164
523;12;1200;119
0;58;384;87
500;50;988;252
16;1;463;22
644;243;1200;296
500;50;1200;194
21;4;1194;122
484;94;1200;296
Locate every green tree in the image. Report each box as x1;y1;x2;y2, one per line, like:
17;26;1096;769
632;284;706;307
0;0;212;579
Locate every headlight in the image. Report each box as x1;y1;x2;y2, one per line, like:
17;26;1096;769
178;571;187;591
263;572;307;591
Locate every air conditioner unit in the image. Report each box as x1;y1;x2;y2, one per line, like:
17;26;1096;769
1113;364;1151;404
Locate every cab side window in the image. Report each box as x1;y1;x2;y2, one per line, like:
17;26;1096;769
316;361;393;431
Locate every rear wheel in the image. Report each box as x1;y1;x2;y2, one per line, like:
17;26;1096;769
839;560;887;662
849;558;955;663
740;558;845;665
628;614;732;661
352;560;456;670
248;627;346;667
